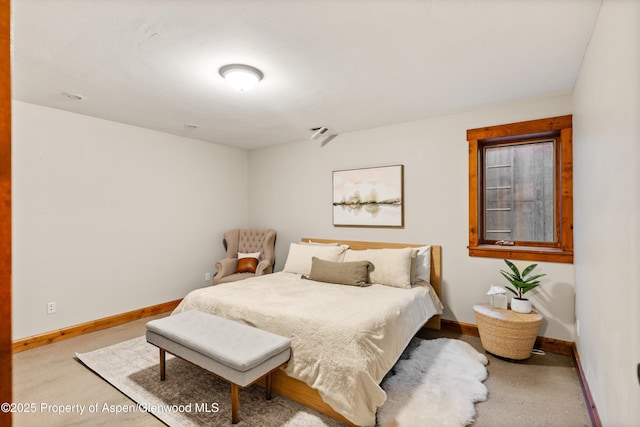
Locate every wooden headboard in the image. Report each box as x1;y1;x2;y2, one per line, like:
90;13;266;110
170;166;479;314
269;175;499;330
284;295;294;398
301;237;442;330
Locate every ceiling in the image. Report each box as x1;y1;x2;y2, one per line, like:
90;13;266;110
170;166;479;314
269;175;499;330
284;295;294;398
12;0;602;150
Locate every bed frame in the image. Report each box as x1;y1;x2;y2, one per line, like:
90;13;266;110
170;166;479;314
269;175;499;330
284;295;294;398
257;238;443;426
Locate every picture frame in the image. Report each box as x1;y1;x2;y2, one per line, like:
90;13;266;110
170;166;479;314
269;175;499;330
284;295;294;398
332;165;404;228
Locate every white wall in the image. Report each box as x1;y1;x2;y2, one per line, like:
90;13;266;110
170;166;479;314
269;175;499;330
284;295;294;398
572;0;640;425
12;101;249;339
249;94;576;341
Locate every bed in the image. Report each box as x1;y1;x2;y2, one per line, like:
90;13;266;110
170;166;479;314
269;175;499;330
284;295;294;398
173;238;443;426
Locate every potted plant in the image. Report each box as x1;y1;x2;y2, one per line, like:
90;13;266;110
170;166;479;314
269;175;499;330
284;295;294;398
500;259;546;314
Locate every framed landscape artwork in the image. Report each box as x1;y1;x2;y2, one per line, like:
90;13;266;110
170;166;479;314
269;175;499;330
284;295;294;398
332;165;404;228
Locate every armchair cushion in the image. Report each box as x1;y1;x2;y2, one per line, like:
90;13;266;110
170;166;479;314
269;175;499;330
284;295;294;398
238;251;261;259
236;257;258;274
215;272;255;285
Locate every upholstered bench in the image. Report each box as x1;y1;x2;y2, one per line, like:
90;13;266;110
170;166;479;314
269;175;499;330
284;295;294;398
146;310;291;424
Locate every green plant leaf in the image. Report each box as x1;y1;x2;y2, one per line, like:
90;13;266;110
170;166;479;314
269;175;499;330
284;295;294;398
520;284;539;295
500;271;518;285
504;259;522;280
523;273;546;283
499;270;517;282
505;287;518;295
512;279;530;288
521;263;538;278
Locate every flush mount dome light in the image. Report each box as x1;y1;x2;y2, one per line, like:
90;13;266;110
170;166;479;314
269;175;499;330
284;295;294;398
219;64;263;91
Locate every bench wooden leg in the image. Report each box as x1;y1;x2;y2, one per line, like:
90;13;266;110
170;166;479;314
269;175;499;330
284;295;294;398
231;383;239;424
159;348;166;381
265;372;273;400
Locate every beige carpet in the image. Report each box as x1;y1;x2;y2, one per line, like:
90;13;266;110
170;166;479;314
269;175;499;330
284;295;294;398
77;336;489;426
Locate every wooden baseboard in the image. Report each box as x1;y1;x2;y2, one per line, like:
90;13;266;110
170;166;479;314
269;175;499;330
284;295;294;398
441;318;480;337
12;299;182;353
573;343;602;427
441;318;574;356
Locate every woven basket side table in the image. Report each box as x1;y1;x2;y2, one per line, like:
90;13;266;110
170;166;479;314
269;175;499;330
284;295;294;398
473;303;543;360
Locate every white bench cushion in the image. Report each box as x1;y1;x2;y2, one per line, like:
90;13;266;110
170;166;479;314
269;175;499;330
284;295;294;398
146;310;291;372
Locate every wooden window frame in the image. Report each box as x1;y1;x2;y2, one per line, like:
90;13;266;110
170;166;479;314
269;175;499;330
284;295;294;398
468;115;573;263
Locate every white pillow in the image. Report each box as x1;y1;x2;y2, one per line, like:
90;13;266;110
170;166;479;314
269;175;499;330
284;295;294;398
283;243;347;276
238;251;260;259
302;241;350;250
415;245;431;283
343;247;414;289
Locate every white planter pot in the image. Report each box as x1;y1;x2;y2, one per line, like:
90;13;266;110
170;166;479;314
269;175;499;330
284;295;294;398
510;297;532;314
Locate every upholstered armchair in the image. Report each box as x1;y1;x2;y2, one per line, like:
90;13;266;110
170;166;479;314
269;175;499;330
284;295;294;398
213;229;277;285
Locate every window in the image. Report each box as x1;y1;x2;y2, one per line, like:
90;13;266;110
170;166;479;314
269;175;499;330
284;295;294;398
467;115;573;263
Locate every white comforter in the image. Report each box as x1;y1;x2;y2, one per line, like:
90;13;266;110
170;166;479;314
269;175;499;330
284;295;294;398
173;272;440;426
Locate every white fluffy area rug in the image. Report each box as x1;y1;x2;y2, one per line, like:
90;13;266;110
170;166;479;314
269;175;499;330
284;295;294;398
76;337;488;427
377;338;489;427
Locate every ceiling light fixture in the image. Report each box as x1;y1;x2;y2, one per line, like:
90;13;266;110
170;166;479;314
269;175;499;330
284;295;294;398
219;64;263;92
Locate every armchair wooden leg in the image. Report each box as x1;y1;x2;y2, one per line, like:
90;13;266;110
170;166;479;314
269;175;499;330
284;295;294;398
159;348;166;381
265;372;273;400
231;383;239;424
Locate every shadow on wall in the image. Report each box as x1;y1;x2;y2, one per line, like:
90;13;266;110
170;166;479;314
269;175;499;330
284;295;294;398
439;278;453;320
532;281;575;342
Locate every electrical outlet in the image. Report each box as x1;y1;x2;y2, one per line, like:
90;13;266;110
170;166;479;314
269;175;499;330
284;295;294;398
47;302;56;315
205;272;211;281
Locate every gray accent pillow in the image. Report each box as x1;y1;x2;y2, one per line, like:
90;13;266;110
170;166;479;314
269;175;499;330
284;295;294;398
305;257;372;287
